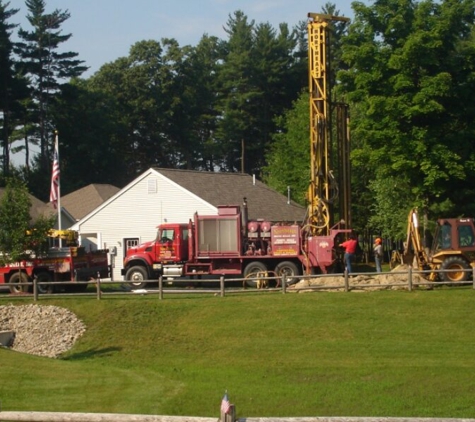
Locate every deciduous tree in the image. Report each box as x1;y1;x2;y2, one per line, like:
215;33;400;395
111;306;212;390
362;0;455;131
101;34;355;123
339;0;475;230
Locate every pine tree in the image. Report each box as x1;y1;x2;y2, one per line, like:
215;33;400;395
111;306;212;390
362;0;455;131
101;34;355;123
0;0;19;176
15;0;87;173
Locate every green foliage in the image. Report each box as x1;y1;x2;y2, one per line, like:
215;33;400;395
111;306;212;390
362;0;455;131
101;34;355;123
46;79;129;193
0;178;32;263
263;91;309;205
0;178;54;263
367;174;414;238
215;10;303;174
339;0;475;233
7;0;475;241
2;290;475;417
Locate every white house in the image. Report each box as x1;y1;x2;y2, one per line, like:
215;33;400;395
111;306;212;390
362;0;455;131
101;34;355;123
70;168;305;280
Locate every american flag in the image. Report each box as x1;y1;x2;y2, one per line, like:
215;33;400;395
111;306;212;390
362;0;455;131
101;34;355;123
220;392;231;415
50;133;60;209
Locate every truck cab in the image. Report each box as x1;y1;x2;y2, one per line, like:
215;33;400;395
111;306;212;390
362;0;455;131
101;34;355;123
122;223;189;287
156;223;189;264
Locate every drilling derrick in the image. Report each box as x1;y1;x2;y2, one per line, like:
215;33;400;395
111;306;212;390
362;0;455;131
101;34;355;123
306;13;350;237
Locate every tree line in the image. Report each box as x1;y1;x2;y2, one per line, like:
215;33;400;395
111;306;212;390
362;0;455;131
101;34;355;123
2;0;475;241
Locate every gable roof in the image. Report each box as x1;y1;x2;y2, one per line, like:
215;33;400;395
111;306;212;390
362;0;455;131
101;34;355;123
154;168;305;222
59;184;120;221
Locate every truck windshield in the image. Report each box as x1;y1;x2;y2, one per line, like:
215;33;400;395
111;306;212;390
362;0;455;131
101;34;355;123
159;229;174;243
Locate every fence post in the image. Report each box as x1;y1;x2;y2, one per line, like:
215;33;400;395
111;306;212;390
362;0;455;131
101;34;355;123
159;276;163;300
96;274;101;300
472;267;475;290
282;274;286;294
33;276;38;302
408;266;413;291
220;276;225;297
344;269;349;292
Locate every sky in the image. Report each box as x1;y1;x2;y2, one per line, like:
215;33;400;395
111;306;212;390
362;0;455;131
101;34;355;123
10;0;356;78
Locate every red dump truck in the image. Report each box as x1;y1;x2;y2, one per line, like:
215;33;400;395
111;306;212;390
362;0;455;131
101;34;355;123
0;233;110;294
122;204;351;288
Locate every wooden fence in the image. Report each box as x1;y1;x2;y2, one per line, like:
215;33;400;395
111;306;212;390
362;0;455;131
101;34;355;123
2;266;475;301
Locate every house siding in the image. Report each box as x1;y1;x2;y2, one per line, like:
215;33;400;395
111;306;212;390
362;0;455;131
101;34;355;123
71;169;217;280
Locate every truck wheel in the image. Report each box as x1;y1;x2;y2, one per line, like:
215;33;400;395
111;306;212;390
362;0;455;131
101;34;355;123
244;262;268;288
9;272;30;294
275;261;300;286
125;266;148;289
36;272;54;294
440;256;470;282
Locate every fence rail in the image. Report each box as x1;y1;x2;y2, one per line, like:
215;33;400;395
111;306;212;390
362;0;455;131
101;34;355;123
1;266;475;301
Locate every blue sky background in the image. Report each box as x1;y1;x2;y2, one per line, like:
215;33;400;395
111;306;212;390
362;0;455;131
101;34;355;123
11;0;356;77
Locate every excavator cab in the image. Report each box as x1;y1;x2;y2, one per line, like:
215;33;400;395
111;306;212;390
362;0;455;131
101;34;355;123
428;218;475;282
431;218;475;253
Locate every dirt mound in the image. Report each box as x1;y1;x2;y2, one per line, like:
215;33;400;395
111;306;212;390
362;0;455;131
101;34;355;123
289;264;428;292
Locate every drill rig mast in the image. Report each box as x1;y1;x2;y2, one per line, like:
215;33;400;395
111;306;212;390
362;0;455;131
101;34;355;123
306;13;351;236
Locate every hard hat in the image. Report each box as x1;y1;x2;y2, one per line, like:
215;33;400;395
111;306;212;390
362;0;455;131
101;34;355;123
375;238;382;244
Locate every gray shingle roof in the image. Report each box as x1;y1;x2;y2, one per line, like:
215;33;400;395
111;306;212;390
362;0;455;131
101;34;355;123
155;168;306;222
60;184;120;220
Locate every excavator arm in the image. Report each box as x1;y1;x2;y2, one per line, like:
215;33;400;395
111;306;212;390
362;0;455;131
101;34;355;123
403;209;431;272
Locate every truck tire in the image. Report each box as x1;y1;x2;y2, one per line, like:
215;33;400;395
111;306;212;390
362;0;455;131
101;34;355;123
244;262;268;288
275;261;300;286
125;266;148;289
9;272;30;294
440;256;470;283
36;272;54;294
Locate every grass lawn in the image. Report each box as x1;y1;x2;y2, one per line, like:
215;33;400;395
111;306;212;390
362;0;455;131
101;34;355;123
1;287;475;418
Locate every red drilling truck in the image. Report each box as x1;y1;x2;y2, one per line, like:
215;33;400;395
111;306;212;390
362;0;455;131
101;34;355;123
122;203;350;289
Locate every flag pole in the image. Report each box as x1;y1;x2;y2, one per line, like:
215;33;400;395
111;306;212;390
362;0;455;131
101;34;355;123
50;130;62;248
55;130;61;232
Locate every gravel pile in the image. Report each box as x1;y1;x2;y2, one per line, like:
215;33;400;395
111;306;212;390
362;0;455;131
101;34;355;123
0;304;86;358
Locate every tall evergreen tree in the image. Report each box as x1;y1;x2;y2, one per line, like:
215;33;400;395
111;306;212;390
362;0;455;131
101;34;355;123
0;0;19;176
15;0;87;175
216;10;305;175
251;22;300;172
46;78;128;194
188;35;223;171
216;10;257;173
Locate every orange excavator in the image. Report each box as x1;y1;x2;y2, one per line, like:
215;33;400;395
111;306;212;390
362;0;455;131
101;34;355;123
403;208;475;282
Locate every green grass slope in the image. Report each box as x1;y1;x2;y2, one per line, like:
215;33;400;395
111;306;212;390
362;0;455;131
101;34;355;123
1;289;475;418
